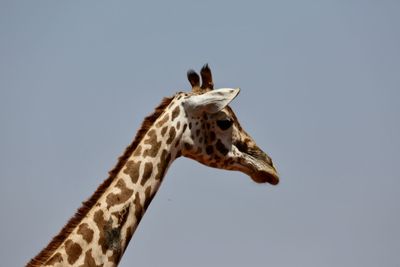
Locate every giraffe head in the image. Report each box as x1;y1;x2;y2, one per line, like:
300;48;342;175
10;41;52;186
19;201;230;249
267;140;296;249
178;65;279;185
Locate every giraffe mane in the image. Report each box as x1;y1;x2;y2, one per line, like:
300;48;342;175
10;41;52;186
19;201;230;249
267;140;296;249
27;95;174;267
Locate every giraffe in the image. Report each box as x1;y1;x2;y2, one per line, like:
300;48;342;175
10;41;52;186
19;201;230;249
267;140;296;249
27;65;279;267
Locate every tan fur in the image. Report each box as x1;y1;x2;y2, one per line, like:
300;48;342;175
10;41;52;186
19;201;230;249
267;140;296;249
26;96;173;267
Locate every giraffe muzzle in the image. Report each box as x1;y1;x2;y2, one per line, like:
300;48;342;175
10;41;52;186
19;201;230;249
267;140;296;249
234;142;279;185
250;163;279;185
245;154;279;185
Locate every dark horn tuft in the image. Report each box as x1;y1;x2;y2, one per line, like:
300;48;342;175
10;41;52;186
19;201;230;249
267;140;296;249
187;69;200;88
200;64;214;90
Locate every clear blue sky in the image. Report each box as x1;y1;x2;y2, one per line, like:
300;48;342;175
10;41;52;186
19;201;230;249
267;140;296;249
1;1;399;266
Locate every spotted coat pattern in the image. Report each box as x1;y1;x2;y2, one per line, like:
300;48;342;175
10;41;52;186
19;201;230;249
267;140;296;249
27;65;278;267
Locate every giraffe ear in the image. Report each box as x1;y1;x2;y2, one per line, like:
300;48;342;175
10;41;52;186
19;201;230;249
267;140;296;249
185;88;240;114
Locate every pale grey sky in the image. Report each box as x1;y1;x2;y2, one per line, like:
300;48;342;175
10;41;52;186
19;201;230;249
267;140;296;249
1;1;399;266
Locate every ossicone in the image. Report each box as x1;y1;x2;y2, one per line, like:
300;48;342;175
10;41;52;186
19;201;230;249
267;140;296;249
187;64;214;93
200;64;214;90
187;69;200;88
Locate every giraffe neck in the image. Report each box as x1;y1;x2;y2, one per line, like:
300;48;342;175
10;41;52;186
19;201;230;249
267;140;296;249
30;96;187;267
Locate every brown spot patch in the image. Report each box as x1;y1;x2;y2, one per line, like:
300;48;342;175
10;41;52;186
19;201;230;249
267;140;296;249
125;226;134;251
161;126;168;136
77;223;94;243
156;113;169;127
140;162;153;186
65;240;82;265
143;186;154;210
209;131;216;142
143;129;161;158
144;129;157;144
206;145;213;155
124;160;141;183
167;127;176;144
133;145;142;157
134;192;143;223
79;249;101;267
174;138;180;148
156;149;171;180
108;250;122;266
93;210;107;253
106;179;134;209
216;139;229;155
182;123;187;133
45;252;62;265
171;106;180;121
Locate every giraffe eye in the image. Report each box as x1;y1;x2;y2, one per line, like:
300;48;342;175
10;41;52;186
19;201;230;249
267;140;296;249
216;119;233;130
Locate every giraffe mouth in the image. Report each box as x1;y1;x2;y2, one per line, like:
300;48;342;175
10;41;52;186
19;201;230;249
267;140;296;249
250;167;279;185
